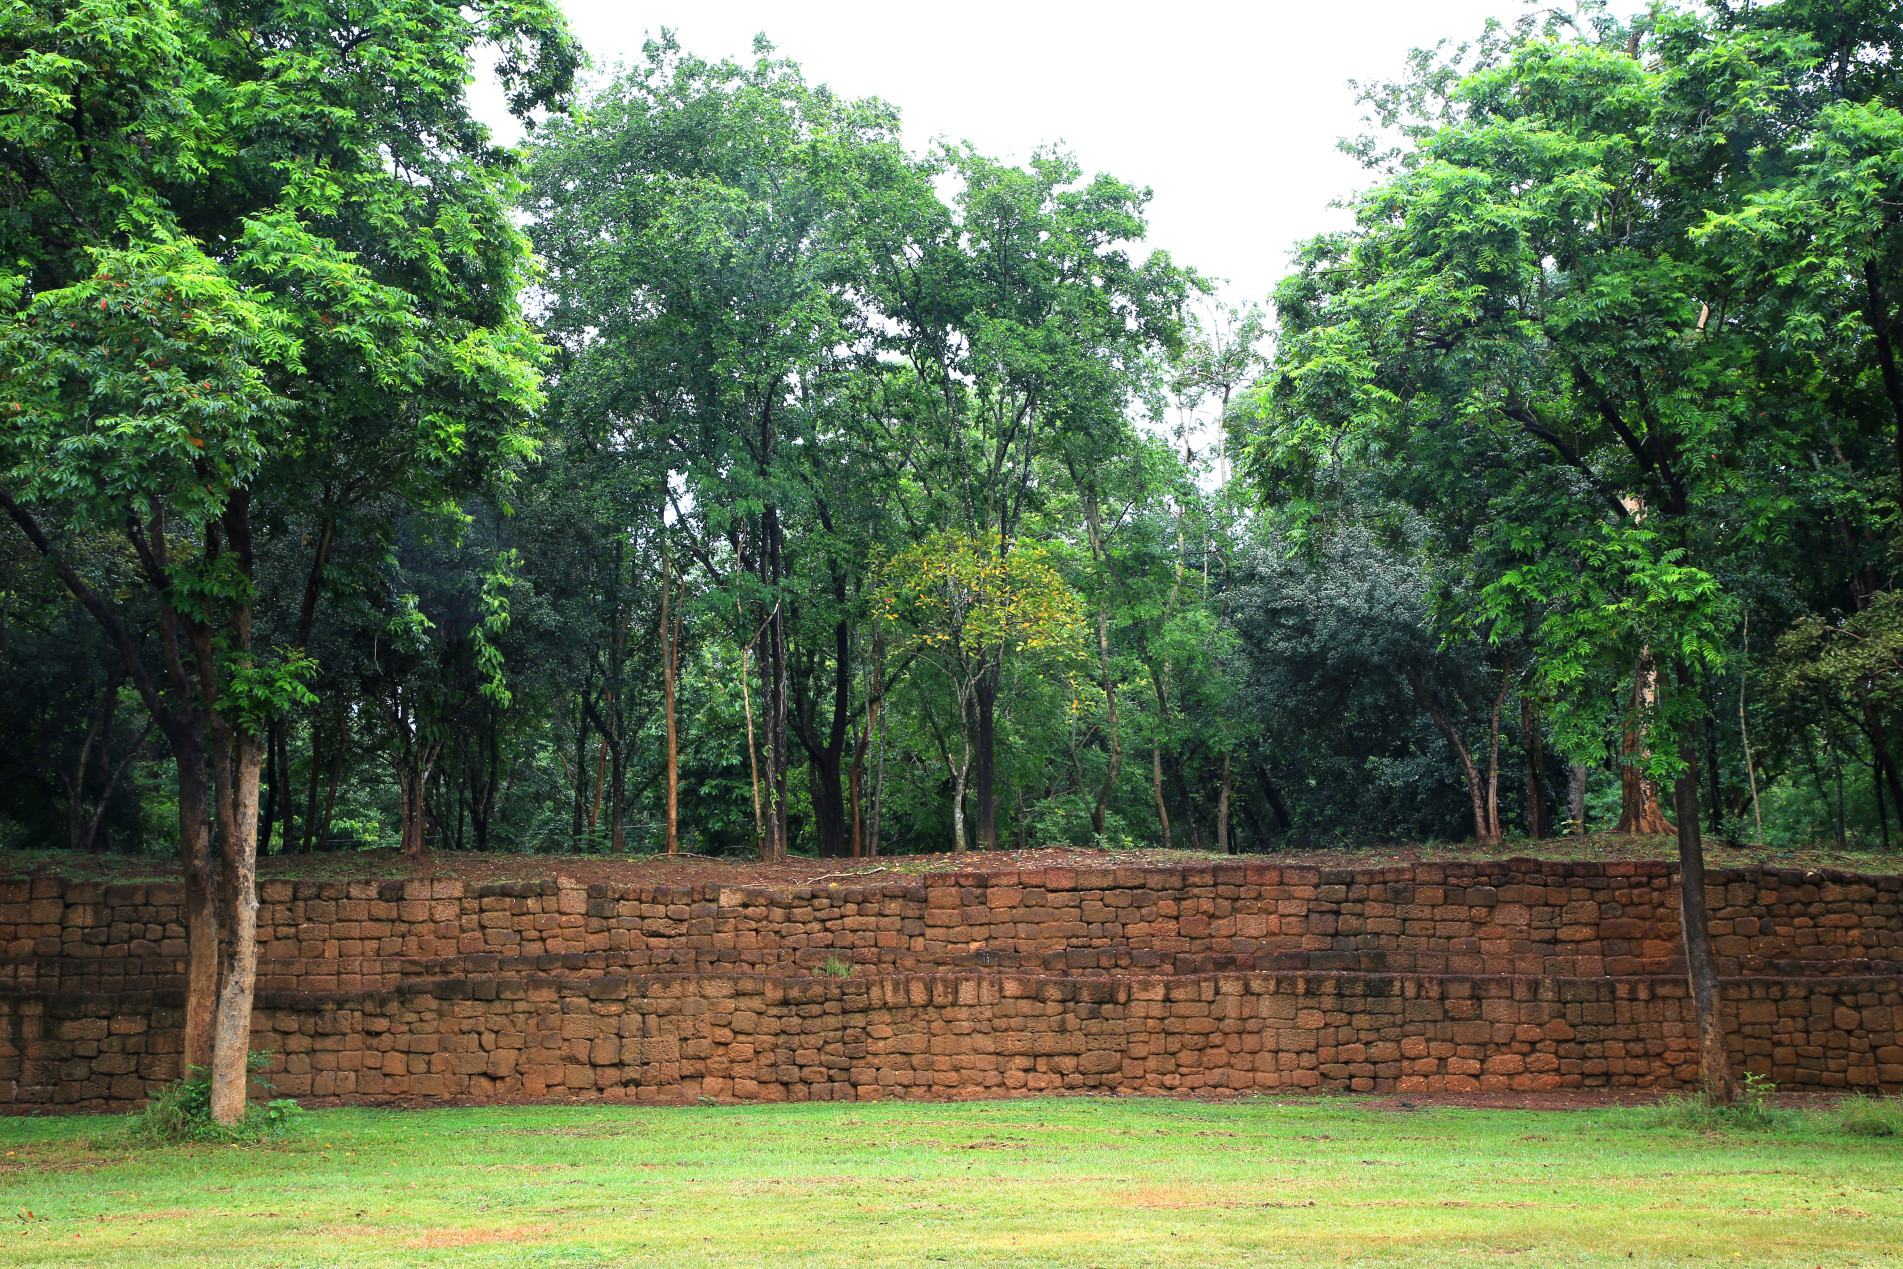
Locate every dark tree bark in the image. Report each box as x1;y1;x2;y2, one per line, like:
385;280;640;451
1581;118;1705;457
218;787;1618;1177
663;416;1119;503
1618;658;1674;834
661;556;681;855
1083;488;1122;838
973;669;999;850
1251;756;1292;832
1674;660;1739;1103
1522;694;1549;839
1;488;222;1076
1411;676;1495;845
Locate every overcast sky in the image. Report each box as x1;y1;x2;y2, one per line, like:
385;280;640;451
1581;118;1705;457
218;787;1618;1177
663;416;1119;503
475;1;1647;309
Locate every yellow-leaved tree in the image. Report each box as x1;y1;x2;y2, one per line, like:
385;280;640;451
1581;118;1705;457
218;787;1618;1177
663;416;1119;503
874;531;1085;851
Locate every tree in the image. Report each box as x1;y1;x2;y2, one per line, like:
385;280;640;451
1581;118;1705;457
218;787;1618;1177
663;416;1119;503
870;147;1195;849
874;531;1085;850
0;0;576;1121
526;37;917;861
1243;4;1899;1098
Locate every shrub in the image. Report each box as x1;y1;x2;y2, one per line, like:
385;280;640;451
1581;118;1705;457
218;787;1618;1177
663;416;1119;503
127;1052;306;1145
820;956;853;978
1837;1095;1901;1138
1650;1073;1783;1132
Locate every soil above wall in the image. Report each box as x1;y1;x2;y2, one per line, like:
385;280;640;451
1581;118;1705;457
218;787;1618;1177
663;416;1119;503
3;838;1894;891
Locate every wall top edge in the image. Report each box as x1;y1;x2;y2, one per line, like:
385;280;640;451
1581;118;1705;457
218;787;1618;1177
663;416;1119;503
6;858;1901;906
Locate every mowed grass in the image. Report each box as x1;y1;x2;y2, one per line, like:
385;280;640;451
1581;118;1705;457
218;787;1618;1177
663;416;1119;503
0;1096;1898;1267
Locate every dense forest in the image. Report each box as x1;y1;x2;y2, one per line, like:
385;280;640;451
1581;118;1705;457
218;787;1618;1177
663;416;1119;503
9;0;1903;865
8;0;1903;870
10;0;1902;1114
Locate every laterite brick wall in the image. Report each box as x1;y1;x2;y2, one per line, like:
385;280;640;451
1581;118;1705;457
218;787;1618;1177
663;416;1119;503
1;860;1898;1111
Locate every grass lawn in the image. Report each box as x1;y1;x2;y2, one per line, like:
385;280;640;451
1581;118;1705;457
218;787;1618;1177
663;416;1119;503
0;1096;1898;1267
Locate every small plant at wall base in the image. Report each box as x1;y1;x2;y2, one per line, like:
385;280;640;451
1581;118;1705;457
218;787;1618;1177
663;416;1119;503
1650;1073;1783;1133
128;1052;305;1145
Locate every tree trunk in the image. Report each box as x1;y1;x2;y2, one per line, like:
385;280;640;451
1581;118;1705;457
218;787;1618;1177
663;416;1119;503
950;724;972;854
869;631;888;858
1522;695;1547;839
1485;663;1510;841
763;594;790;863
399;758;433;856
807;744;849;858
315;702;345;853
973;668;999;850
1084;489;1122;839
607;732;627;853
849;716;869;859
0;491;227;1078
1567;761;1588;836
1150;745;1172;849
1618;658;1673;834
1674;661;1738;1104
177;738;218;1075
738;639;765;856
1860;690;1903;836
61;678;113;851
1216;752;1233;854
1413;677;1492;844
208;726;263;1125
258;718;279;855
662;557;680;856
1174;751;1204;850
570;684;589;843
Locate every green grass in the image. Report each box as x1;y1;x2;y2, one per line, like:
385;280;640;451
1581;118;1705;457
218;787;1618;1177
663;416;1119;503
1;1098;1899;1267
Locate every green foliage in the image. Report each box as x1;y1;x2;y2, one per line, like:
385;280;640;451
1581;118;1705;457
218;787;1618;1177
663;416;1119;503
127;1052;305;1145
1837;1095;1902;1138
1650;1073;1785;1133
17;0;1903;859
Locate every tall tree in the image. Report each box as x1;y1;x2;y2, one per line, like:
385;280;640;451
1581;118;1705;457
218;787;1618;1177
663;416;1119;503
0;0;576;1120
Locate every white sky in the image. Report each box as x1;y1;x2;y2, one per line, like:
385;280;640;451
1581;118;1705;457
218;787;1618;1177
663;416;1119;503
475;0;1641;309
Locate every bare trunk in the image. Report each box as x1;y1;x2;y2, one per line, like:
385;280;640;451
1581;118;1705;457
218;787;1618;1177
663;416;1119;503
739;640;765;856
1413;678;1491;844
1084;489;1122;839
81;722;150;854
399;759;433;856
1618;657;1673;834
315;702;345;853
1151;745;1172;850
1674;661;1738;1104
1738;614;1763;847
300;720;324;851
950;726;972;854
765;595;790;862
973;669;999;850
177;743;217;1075
662;558;680;856
806;744;850;858
1567;761;1589;836
209;728;263;1125
869;631;888;858
1216;753;1232;853
1485;663;1510;841
1522;695;1548;839
849;715;869;859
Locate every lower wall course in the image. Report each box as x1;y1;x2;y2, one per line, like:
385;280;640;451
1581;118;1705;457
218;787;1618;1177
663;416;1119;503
2;970;1895;1111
